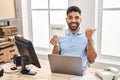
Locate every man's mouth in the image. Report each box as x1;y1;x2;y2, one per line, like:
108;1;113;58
70;22;78;26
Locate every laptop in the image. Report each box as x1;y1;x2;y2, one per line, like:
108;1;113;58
48;54;83;76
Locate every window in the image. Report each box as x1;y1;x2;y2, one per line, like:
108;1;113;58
97;0;120;57
31;0;68;49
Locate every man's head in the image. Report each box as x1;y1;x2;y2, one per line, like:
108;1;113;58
66;6;82;32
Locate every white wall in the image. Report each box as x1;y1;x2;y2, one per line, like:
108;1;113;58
68;0;95;29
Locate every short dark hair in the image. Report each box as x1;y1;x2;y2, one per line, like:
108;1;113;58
67;6;81;15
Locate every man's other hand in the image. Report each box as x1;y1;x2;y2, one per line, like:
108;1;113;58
50;35;58;46
85;28;96;40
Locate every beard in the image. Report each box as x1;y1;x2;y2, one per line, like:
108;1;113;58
68;22;80;31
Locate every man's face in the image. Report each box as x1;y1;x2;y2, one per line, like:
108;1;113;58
66;11;82;31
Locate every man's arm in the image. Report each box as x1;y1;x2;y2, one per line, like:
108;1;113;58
50;35;59;54
85;28;97;63
87;38;97;63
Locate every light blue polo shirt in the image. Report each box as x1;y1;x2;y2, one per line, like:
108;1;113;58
58;28;88;70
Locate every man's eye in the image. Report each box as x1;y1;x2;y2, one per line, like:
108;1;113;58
75;17;80;19
68;17;72;19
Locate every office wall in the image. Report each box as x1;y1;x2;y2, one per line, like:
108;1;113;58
68;0;95;29
0;0;16;20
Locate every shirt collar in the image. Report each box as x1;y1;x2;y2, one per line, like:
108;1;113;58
65;28;84;35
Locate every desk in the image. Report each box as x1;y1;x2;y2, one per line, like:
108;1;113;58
0;60;101;80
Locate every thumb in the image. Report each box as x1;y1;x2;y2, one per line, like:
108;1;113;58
92;28;96;32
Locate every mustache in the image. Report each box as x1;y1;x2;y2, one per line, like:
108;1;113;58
70;22;78;25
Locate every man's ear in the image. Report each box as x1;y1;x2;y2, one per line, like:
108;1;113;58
66;17;67;22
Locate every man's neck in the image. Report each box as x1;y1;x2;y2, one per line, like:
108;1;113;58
69;27;80;35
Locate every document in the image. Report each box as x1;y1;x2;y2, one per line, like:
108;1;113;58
71;74;100;80
50;24;65;37
71;76;82;80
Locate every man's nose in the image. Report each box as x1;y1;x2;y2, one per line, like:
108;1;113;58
71;18;77;22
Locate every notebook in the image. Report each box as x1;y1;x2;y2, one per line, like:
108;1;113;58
48;54;83;76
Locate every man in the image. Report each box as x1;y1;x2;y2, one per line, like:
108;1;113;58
50;6;97;70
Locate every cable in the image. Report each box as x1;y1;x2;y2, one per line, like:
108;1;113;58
4;70;20;74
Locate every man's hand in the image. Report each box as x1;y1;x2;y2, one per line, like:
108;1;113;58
50;35;58;47
50;35;59;54
85;28;96;40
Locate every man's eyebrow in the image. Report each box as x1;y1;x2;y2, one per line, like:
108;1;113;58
68;15;72;17
75;16;80;17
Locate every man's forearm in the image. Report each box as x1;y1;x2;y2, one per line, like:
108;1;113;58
52;45;59;54
87;38;97;63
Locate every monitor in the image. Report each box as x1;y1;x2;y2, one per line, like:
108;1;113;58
15;36;41;75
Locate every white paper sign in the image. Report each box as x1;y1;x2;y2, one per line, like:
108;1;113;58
50;24;65;37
